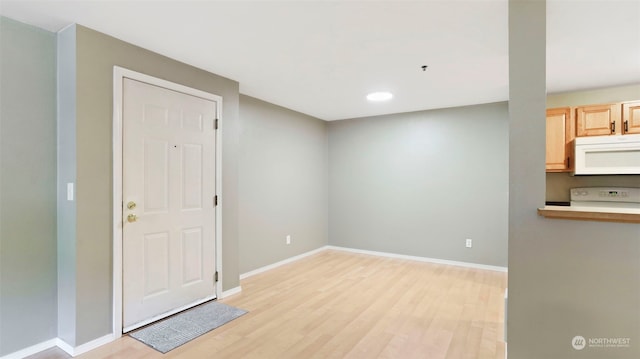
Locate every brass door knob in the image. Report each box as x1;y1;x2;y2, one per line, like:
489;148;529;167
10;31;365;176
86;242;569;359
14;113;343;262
127;201;137;210
127;214;138;223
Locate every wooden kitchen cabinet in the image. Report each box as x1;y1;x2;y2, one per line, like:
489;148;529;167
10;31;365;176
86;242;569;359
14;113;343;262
546;107;574;172
575;103;621;137
622;100;640;134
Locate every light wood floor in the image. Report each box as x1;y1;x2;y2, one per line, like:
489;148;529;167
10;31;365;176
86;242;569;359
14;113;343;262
28;250;507;359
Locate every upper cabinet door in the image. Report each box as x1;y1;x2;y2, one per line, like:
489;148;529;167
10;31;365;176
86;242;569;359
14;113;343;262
546;107;573;172
576;103;621;137
622;101;640;135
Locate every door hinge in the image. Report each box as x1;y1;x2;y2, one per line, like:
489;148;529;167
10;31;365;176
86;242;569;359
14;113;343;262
215;118;219;130
214;195;218;207
214;271;219;283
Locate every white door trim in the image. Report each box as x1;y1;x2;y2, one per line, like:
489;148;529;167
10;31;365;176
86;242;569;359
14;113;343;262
112;66;223;338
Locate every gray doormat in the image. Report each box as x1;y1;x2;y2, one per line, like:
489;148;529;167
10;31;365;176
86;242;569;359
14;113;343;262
129;300;247;353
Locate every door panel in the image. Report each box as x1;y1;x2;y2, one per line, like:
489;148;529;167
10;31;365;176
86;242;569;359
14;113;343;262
182;144;203;209
122;78;217;331
182;227;204;285
144;232;170;297
144;139;169;212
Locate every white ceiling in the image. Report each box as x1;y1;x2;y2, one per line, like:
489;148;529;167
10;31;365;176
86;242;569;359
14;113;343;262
1;0;639;121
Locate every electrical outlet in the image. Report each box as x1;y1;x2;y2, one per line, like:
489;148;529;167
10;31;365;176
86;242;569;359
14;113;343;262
286;235;291;245
466;238;473;248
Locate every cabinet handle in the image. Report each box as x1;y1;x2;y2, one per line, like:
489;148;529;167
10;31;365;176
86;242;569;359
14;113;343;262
567;157;571;168
624;120;628;133
611;121;615;133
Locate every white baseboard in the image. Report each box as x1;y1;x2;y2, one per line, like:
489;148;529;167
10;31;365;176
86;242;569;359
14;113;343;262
55;339;74;356
240;246;328;280
0;338;57;359
326;245;508;272
222;286;242;298
57;333;115;357
0;334;115;359
239;245;506;281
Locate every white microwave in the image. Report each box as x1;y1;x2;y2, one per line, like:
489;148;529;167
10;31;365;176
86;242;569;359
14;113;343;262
574;134;640;175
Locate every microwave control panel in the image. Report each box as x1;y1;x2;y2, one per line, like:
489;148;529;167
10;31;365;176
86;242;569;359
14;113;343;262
571;187;640;203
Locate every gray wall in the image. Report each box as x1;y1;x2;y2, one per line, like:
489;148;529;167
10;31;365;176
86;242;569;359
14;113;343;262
57;25;241;346
328;102;509;267
0;17;57;355
238;95;328;274
547;84;640;108
546;84;640;202
508;1;640;358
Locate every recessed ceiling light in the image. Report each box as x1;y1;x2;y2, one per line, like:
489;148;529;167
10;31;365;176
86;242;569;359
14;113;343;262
366;91;393;102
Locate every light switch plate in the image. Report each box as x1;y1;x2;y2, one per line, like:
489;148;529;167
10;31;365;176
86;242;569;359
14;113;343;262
67;182;74;201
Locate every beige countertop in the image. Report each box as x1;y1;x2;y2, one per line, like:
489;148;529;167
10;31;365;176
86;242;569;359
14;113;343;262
538;205;640;224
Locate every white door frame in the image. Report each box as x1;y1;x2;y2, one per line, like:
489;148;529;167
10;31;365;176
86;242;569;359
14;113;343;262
112;66;223;337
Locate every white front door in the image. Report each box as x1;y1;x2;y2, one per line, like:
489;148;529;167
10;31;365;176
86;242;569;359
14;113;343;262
122;78;218;331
